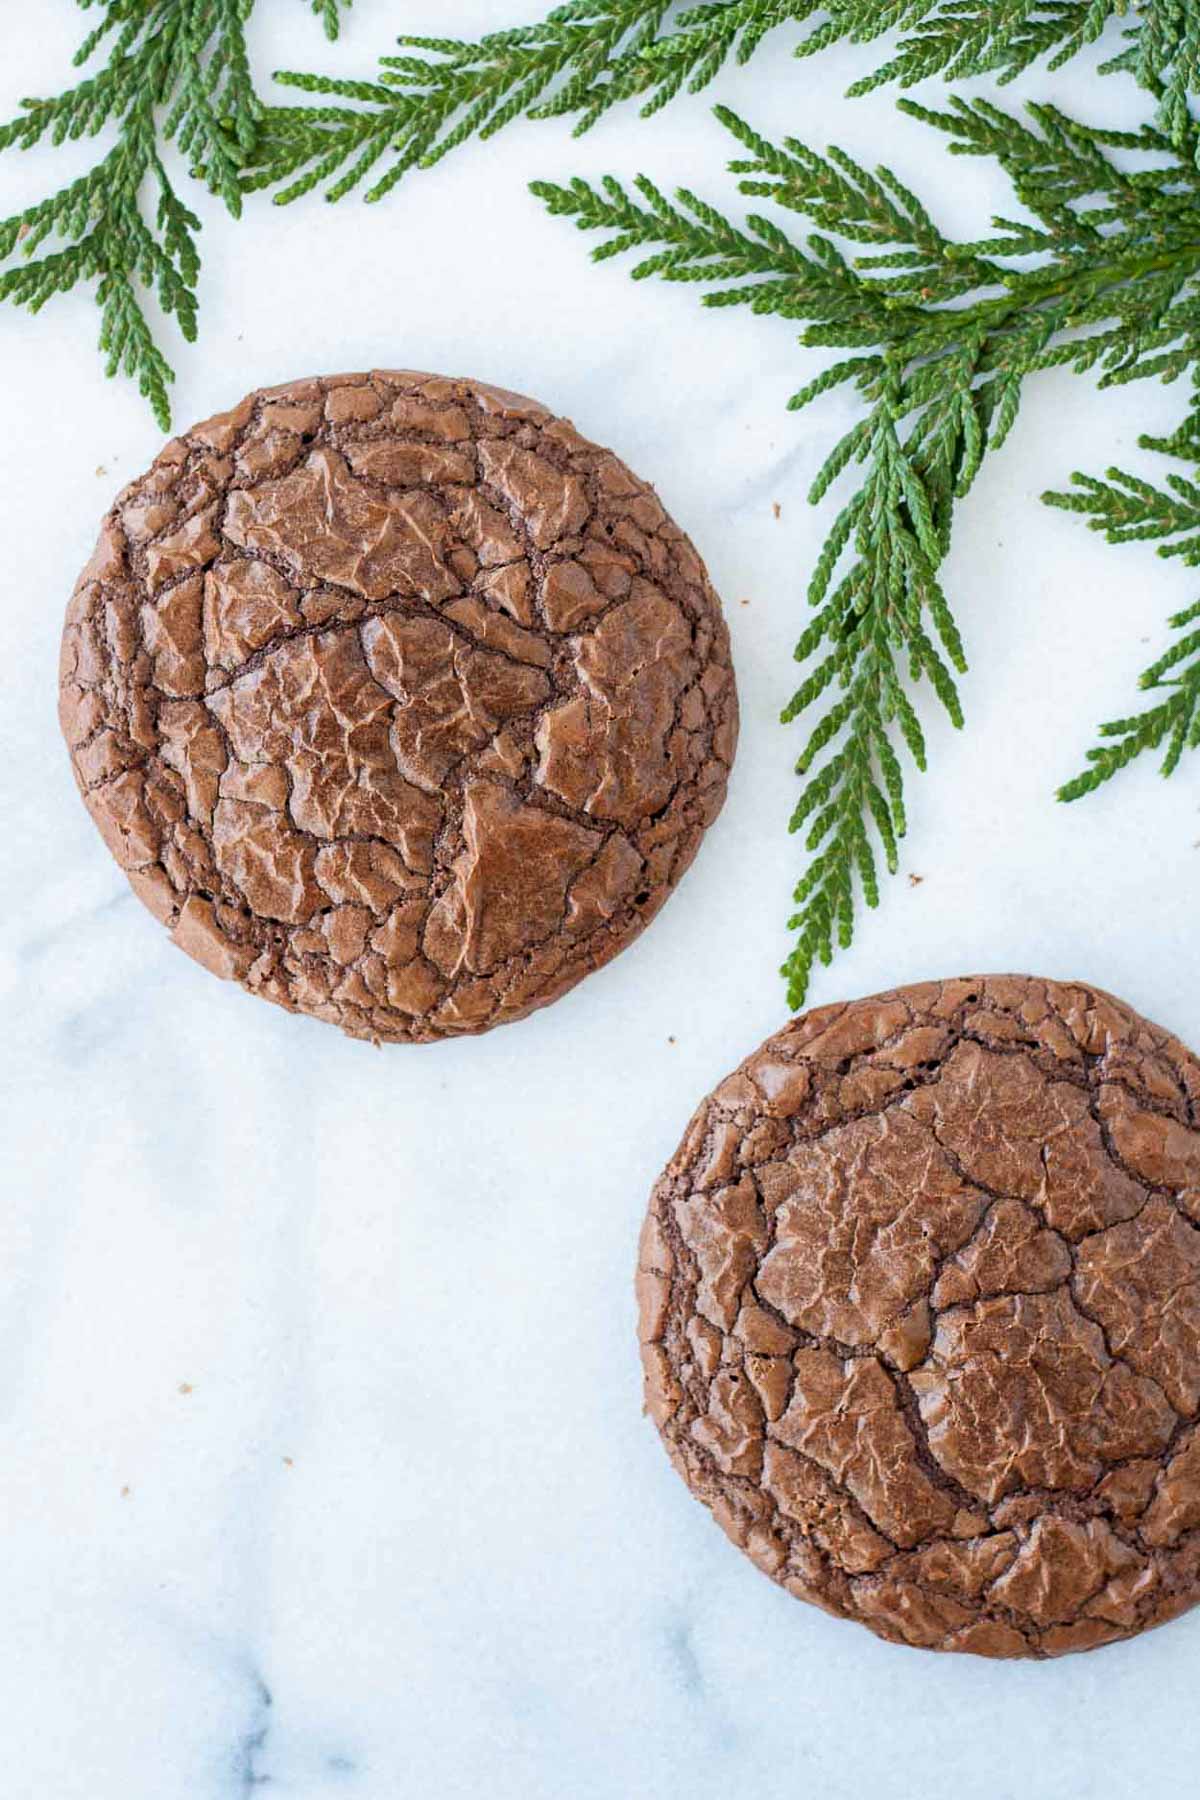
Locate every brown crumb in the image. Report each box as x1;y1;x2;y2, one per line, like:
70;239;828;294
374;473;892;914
668;1035;677;1045
908;873;925;887
95;465;107;477
120;1486;131;1499
739;598;750;607
178;1382;193;1395
772;502;782;520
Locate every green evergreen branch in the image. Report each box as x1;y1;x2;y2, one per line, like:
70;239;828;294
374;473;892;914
0;0;340;428
798;0;1114;89
802;1;1200;153
533;95;1200;1004
9;4;1200;421
250;3;820;205
259;0;1200;209
307;0;352;41
1050;441;1200;796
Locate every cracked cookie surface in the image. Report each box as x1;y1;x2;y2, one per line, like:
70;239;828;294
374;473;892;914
59;371;737;1043
637;976;1200;1658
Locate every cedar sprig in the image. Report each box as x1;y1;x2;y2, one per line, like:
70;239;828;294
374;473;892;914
248;2;819;205
0;0;343;429
9;4;1200;421
533;96;1200;1004
307;0;353;41
801;2;1200;154
796;1;1116;89
1050;429;1200;797
259;0;1200;210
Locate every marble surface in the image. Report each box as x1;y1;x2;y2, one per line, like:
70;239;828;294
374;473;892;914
3;6;1199;1798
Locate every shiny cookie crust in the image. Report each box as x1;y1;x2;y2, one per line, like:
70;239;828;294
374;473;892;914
638;976;1200;1657
59;371;737;1043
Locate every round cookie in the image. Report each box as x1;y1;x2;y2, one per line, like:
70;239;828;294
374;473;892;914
637;976;1200;1658
59;371;736;1043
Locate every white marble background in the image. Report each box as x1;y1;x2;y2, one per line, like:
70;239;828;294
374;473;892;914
2;6;1199;1797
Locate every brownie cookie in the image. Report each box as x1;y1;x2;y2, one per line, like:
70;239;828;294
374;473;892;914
59;371;736;1043
638;976;1200;1658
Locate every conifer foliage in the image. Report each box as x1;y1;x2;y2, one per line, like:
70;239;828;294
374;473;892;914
531;88;1200;1000
0;0;348;428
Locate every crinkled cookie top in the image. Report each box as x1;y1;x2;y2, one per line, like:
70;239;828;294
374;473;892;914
59;371;736;1043
638;976;1200;1658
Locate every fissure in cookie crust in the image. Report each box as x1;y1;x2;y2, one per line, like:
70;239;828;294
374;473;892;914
637;975;1200;1658
59;370;737;1043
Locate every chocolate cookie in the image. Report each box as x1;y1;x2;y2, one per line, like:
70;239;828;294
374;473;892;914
638;976;1200;1658
59;371;736;1043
